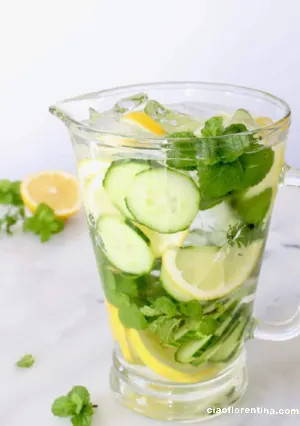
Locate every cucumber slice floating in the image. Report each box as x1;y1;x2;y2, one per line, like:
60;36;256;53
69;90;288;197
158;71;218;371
103;160;150;218
97;215;154;275
126;168;200;233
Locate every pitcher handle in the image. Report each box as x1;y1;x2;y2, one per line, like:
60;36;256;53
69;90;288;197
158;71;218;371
254;165;300;341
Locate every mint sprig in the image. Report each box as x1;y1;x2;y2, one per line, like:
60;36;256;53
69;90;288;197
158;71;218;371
23;203;64;242
0;179;65;241
16;354;35;368
51;386;97;426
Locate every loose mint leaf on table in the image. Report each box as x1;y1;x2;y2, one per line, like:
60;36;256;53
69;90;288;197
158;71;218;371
52;396;76;417
23;203;64;242
71;404;94;426
52;386;96;426
16;354;35;368
0;180;23;206
233;188;273;224
68;386;91;415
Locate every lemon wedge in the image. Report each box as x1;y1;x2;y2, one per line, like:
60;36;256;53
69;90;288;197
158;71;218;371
121;111;166;136
105;302;138;364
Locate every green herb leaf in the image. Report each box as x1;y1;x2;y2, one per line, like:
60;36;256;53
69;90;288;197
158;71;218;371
71;404;94;426
233;188;273;224
149;316;182;344
198;161;244;209
201;116;224;137
52;396;76;417
51;386;96;426
0;180;23;206
179;301;203;318
239;144;274;188
23;203;64;242
226;222;265;248
153;296;178;317
118;303;148;330
68;386;91;415
166;132;199;170
16;354;35;368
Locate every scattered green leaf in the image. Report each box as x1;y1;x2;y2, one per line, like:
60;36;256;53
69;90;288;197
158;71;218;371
16;354;35;368
51;386;96;426
23;203;64;242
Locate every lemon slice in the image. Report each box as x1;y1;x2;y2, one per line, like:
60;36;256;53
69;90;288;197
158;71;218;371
127;329;217;383
121;111;166;136
161;242;263;301
21;171;80;219
78;158;111;184
105;302;138;364
138;224;188;257
255;116;273;127
77;159;119;219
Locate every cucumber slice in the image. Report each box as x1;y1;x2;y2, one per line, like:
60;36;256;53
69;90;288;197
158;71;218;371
126;168;200;233
175;336;212;364
209;315;248;363
103;160;150;218
97;215;154;275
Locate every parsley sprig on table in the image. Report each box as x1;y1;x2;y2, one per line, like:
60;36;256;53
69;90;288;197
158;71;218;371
0;179;64;242
52;386;97;426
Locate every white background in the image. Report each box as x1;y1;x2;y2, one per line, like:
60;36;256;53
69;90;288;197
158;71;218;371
1;0;300;178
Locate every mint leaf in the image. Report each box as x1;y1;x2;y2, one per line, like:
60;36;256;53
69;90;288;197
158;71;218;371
68;386;90;415
52;386;96;425
166;132;198;170
226;222;265;248
71;404;94;426
149;316;181;344
140;305;159;317
198;160;244;209
115;275;138;298
52;396;76;417
201;116;224;137
0;180;23;206
233;188;273;224
16;354;35;368
153;296;177;317
179;301;203;318
23;203;64;242
118;303;147;329
239;144;274;188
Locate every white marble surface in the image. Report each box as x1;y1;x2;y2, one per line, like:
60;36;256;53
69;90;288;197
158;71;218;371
1;186;300;426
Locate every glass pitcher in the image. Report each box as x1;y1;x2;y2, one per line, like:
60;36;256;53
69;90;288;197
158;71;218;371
50;82;300;422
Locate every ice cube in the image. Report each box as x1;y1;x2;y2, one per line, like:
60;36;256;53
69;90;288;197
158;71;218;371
144;99;201;133
113;92;148;114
